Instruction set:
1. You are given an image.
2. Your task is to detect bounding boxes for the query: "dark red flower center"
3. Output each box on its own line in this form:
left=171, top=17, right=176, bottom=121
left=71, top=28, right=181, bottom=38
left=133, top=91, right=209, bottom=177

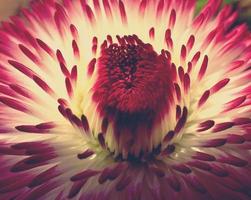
left=92, top=35, right=174, bottom=157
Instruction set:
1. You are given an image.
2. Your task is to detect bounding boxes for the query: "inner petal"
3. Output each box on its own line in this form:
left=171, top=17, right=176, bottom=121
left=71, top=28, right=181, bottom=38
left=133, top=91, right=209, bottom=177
left=91, top=35, right=175, bottom=158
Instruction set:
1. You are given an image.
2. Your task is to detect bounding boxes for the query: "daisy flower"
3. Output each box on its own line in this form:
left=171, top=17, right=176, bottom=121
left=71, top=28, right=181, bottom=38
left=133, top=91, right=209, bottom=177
left=0, top=0, right=251, bottom=199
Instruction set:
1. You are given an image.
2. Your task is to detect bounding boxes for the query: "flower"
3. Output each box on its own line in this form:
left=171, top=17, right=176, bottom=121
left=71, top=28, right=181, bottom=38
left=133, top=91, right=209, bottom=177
left=0, top=0, right=251, bottom=199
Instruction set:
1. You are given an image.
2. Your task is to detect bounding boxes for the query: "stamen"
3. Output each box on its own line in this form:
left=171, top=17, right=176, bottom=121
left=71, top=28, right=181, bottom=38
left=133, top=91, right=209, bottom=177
left=92, top=35, right=174, bottom=157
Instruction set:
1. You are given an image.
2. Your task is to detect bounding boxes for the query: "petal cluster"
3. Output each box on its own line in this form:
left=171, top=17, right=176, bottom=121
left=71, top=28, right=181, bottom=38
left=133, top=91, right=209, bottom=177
left=0, top=0, right=251, bottom=199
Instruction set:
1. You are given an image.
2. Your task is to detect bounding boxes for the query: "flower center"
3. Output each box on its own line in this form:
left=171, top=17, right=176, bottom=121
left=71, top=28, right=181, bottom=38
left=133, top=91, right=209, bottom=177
left=92, top=35, right=174, bottom=158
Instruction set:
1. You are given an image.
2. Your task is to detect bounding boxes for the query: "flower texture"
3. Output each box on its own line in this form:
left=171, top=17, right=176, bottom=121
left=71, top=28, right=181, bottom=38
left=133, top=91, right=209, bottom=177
left=0, top=0, right=251, bottom=199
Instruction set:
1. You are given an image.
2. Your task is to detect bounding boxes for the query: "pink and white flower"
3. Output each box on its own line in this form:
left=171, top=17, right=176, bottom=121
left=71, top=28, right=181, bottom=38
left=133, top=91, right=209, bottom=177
left=0, top=0, right=251, bottom=199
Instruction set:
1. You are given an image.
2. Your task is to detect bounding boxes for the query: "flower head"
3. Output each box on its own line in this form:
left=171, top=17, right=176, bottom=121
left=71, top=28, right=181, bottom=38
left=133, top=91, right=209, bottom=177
left=0, top=0, right=251, bottom=199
